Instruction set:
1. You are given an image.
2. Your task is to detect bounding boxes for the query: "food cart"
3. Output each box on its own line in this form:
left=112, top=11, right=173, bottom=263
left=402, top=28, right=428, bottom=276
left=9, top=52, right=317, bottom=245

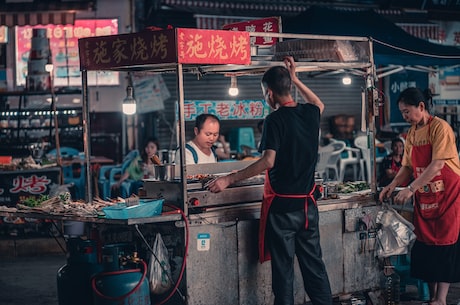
left=1, top=27, right=385, bottom=305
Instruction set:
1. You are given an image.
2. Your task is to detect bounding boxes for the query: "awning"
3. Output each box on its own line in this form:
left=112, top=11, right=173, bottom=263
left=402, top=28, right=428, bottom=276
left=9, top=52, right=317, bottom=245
left=0, top=11, right=75, bottom=26
left=195, top=14, right=256, bottom=29
left=283, top=6, right=460, bottom=67
left=163, top=0, right=306, bottom=13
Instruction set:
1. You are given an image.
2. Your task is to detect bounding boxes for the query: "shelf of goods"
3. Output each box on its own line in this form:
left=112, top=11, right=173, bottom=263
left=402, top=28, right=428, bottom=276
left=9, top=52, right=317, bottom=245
left=0, top=88, right=82, bottom=149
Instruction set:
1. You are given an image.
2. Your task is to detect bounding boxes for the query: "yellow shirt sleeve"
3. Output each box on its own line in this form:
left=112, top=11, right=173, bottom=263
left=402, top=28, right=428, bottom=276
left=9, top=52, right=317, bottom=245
left=402, top=117, right=460, bottom=176
left=431, top=118, right=460, bottom=176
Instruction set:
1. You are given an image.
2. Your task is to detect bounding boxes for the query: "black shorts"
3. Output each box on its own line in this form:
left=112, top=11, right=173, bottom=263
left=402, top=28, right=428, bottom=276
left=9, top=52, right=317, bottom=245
left=410, top=235, right=460, bottom=283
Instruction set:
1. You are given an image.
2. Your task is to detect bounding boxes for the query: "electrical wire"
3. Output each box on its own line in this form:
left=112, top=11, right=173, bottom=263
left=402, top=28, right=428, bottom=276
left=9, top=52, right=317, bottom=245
left=91, top=260, right=148, bottom=301
left=372, top=37, right=460, bottom=59
left=134, top=204, right=189, bottom=305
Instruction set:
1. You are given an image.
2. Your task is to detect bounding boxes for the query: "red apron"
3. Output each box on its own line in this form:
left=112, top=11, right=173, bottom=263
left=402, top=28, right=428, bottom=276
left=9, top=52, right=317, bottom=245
left=390, top=157, right=410, bottom=187
left=258, top=170, right=316, bottom=263
left=411, top=120, right=460, bottom=245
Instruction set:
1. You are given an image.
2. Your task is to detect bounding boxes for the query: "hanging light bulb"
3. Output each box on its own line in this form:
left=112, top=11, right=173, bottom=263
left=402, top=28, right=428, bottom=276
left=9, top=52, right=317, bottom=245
left=122, top=86, right=137, bottom=115
left=228, top=75, right=239, bottom=96
left=342, top=75, right=352, bottom=85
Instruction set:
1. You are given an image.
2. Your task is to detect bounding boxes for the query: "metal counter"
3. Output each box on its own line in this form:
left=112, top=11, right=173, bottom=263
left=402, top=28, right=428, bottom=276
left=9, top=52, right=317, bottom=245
left=0, top=191, right=382, bottom=305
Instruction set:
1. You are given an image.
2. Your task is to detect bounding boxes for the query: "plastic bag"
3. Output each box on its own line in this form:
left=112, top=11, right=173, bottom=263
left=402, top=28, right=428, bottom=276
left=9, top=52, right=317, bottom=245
left=148, top=232, right=172, bottom=294
left=375, top=205, right=416, bottom=258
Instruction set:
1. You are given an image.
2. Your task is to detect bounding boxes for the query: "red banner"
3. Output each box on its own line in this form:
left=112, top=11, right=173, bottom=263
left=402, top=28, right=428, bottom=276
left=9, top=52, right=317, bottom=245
left=222, top=17, right=281, bottom=46
left=177, top=28, right=250, bottom=64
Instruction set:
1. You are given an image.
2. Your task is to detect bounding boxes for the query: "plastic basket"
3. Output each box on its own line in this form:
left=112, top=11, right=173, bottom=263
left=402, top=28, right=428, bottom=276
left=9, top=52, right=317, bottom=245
left=102, top=199, right=164, bottom=219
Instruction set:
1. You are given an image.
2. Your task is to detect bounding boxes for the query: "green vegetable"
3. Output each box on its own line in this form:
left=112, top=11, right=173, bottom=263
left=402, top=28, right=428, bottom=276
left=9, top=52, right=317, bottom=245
left=337, top=181, right=369, bottom=193
left=21, top=194, right=50, bottom=207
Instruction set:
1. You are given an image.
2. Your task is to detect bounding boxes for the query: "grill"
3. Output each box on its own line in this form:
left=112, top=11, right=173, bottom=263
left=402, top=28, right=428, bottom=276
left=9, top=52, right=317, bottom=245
left=142, top=160, right=265, bottom=209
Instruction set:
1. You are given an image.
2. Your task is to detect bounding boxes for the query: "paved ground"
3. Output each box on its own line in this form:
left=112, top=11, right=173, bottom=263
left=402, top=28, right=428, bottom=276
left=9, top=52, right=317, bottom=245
left=399, top=284, right=460, bottom=305
left=0, top=254, right=459, bottom=305
left=0, top=254, right=66, bottom=305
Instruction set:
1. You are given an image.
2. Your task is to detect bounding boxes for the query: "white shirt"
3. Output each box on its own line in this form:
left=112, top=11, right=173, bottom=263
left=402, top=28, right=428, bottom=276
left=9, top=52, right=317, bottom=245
left=174, top=141, right=217, bottom=165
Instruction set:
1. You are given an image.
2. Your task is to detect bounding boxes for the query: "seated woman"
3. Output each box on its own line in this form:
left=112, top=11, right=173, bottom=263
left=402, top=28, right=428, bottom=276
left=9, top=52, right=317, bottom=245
left=378, top=137, right=411, bottom=187
left=112, top=137, right=160, bottom=197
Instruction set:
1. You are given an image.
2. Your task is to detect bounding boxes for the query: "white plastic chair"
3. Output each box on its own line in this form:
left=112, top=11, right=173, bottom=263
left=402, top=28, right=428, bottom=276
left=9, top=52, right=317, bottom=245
left=330, top=138, right=362, bottom=182
left=316, top=144, right=335, bottom=180
left=354, top=135, right=388, bottom=183
left=324, top=141, right=346, bottom=181
left=383, top=140, right=392, bottom=156
left=354, top=136, right=371, bottom=183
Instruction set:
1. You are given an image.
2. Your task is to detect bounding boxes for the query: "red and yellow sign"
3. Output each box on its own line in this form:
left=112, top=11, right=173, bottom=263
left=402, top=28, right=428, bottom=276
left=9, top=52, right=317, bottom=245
left=222, top=17, right=281, bottom=46
left=177, top=28, right=250, bottom=64
left=79, top=28, right=251, bottom=70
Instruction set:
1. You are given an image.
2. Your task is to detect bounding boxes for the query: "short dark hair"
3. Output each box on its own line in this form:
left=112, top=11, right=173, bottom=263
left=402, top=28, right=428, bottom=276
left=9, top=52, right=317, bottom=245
left=144, top=137, right=160, bottom=150
left=391, top=137, right=404, bottom=148
left=397, top=87, right=431, bottom=111
left=195, top=113, right=220, bottom=131
left=261, top=66, right=291, bottom=96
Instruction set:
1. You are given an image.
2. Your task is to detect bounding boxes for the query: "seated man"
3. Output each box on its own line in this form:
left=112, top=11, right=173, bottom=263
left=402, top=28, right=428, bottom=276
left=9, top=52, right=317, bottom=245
left=175, top=113, right=230, bottom=164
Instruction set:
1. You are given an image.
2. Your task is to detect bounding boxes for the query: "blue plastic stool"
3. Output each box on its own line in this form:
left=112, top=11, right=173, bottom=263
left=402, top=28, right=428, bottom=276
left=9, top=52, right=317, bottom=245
left=390, top=254, right=430, bottom=301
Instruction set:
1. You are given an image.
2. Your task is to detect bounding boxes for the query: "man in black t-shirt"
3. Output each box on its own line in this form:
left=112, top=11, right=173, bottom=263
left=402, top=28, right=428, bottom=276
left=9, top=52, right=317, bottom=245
left=207, top=56, right=332, bottom=305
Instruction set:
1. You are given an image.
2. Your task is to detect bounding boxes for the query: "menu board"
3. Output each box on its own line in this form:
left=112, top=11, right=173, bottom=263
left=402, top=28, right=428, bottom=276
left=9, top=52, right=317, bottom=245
left=15, top=19, right=119, bottom=88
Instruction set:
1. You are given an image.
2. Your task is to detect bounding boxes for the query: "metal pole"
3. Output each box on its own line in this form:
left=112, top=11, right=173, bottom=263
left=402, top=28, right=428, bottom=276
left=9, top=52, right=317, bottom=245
left=81, top=70, right=92, bottom=203
left=367, top=38, right=378, bottom=194
left=176, top=63, right=187, bottom=216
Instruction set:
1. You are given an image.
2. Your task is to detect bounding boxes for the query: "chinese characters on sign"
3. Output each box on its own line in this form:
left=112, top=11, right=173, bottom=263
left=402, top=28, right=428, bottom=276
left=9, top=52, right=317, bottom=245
left=10, top=175, right=52, bottom=194
left=0, top=169, right=59, bottom=207
left=222, top=17, right=281, bottom=46
left=177, top=28, right=250, bottom=64
left=16, top=19, right=119, bottom=87
left=79, top=28, right=251, bottom=70
left=79, top=29, right=176, bottom=70
left=180, top=100, right=269, bottom=121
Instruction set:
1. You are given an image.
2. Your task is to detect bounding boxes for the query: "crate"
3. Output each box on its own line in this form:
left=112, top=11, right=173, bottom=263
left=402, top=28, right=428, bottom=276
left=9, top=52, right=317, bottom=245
left=102, top=199, right=164, bottom=219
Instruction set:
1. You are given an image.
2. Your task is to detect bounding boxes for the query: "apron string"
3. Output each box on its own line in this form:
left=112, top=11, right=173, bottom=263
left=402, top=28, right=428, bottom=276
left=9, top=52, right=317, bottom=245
left=275, top=184, right=317, bottom=229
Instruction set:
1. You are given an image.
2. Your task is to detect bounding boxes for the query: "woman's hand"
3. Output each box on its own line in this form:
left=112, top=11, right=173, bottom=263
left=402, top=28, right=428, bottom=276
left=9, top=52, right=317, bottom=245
left=378, top=184, right=396, bottom=202
left=393, top=188, right=414, bottom=204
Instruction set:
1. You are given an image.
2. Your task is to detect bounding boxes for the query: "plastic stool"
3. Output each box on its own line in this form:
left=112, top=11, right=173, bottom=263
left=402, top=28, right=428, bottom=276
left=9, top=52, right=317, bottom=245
left=390, top=255, right=430, bottom=301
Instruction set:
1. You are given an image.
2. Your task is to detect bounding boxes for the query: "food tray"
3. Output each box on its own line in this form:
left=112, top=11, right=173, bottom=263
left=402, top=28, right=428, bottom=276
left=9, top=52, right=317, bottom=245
left=102, top=199, right=164, bottom=219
